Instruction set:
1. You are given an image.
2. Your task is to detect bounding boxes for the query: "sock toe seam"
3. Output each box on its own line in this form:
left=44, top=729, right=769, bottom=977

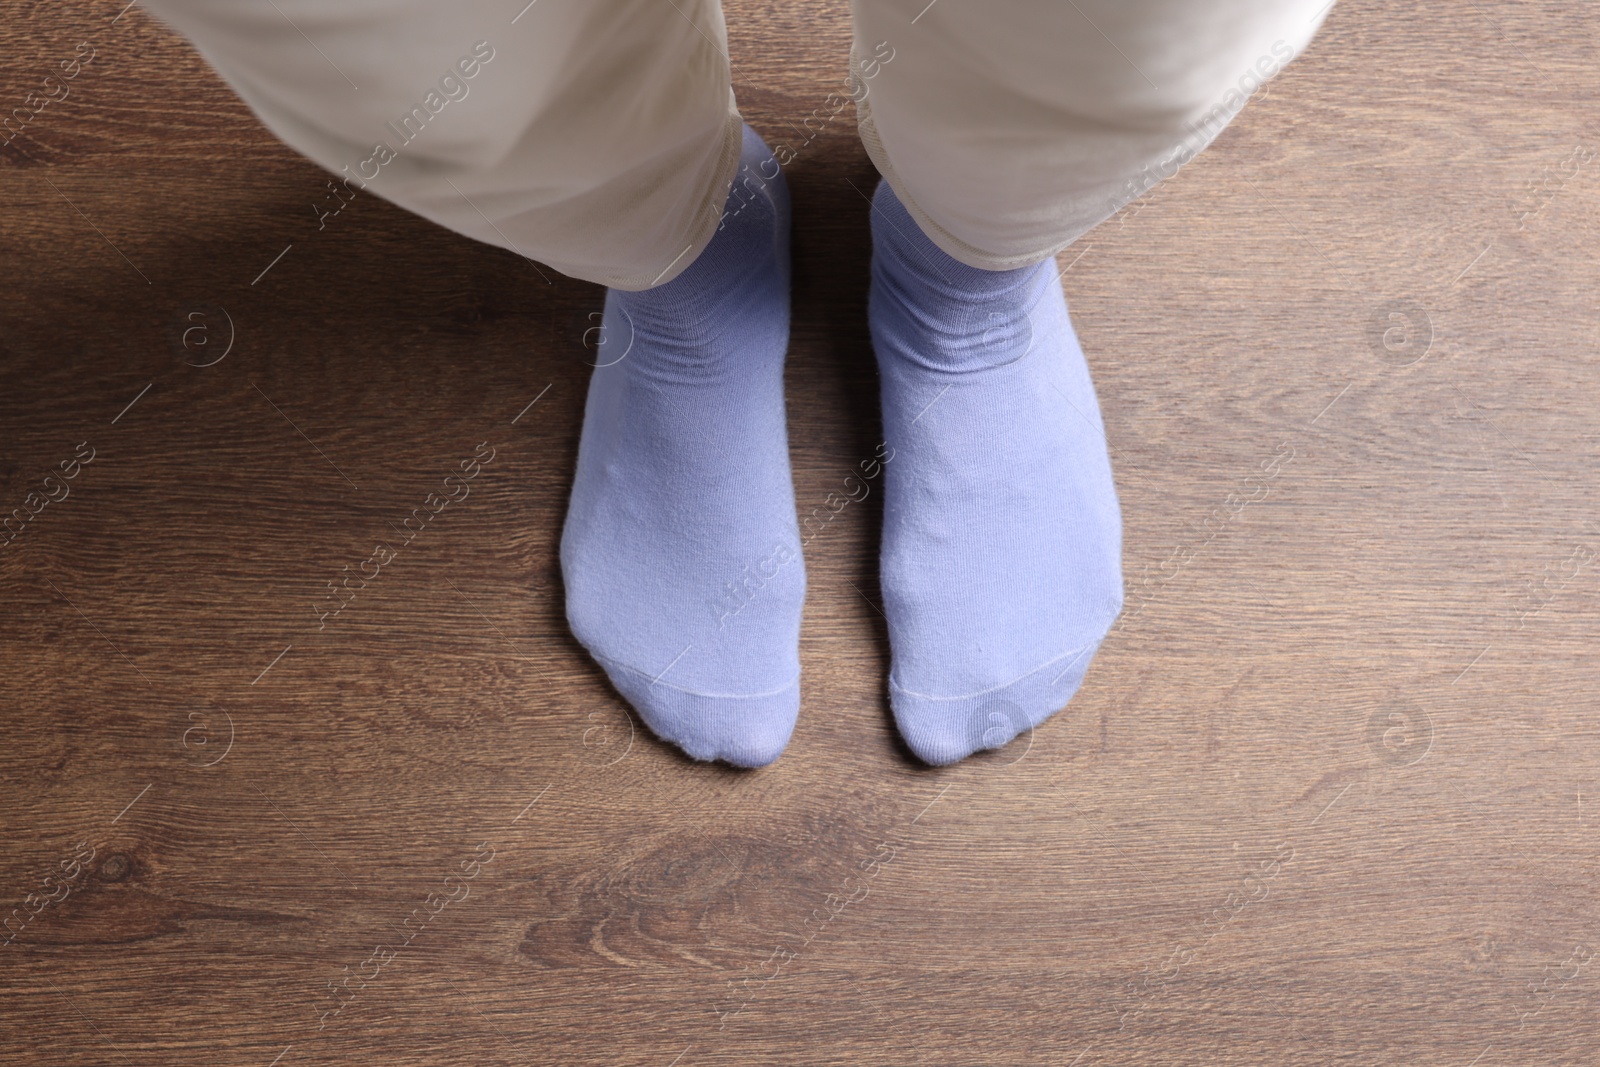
left=595, top=652, right=800, bottom=701
left=887, top=634, right=1107, bottom=703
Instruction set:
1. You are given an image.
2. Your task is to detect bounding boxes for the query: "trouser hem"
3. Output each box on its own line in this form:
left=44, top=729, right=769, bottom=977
left=589, top=97, right=747, bottom=292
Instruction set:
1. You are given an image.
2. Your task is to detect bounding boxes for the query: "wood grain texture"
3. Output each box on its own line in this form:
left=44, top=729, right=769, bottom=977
left=2, top=1, right=1598, bottom=1064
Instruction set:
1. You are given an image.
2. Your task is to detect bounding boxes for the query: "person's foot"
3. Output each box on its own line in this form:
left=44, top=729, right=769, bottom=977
left=867, top=180, right=1123, bottom=765
left=560, top=125, right=804, bottom=768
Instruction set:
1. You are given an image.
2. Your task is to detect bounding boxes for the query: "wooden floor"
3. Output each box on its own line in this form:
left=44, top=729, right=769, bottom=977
left=3, top=1, right=1598, bottom=1064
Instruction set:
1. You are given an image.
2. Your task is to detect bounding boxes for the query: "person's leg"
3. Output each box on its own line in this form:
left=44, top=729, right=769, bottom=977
left=561, top=131, right=804, bottom=768
left=141, top=0, right=744, bottom=288
left=851, top=0, right=1334, bottom=764
left=144, top=0, right=805, bottom=766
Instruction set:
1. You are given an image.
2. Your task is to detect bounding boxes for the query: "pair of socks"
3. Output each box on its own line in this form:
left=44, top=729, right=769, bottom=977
left=560, top=126, right=1122, bottom=767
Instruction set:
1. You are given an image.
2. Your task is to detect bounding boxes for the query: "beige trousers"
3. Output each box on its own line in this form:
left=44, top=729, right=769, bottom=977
left=143, top=0, right=1334, bottom=288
